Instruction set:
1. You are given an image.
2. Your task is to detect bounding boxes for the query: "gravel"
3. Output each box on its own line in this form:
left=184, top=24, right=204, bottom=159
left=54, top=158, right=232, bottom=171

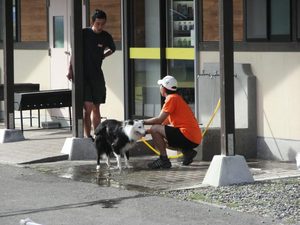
left=156, top=177, right=300, bottom=224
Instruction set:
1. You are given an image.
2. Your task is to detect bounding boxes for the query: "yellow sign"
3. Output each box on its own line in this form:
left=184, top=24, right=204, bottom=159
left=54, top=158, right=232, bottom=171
left=130, top=48, right=160, bottom=59
left=129, top=47, right=194, bottom=60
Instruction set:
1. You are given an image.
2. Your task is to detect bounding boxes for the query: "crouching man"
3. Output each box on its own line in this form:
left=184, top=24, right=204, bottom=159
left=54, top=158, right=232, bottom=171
left=143, top=75, right=202, bottom=169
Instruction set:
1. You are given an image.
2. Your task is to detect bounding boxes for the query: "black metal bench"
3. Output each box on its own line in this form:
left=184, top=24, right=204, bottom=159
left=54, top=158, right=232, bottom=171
left=0, top=83, right=40, bottom=101
left=14, top=89, right=72, bottom=131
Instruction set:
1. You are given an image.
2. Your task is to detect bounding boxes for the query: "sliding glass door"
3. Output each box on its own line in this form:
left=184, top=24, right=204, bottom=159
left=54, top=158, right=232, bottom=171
left=166, top=0, right=195, bottom=112
left=124, top=0, right=195, bottom=118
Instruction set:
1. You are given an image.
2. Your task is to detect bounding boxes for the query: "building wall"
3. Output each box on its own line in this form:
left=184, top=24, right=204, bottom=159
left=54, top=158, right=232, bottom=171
left=2, top=0, right=299, bottom=160
left=203, top=0, right=243, bottom=41
left=0, top=49, right=125, bottom=123
left=1, top=50, right=299, bottom=160
left=20, top=0, right=47, bottom=42
left=101, top=50, right=125, bottom=120
left=89, top=0, right=121, bottom=42
left=200, top=51, right=300, bottom=160
left=0, top=50, right=50, bottom=86
left=0, top=49, right=50, bottom=124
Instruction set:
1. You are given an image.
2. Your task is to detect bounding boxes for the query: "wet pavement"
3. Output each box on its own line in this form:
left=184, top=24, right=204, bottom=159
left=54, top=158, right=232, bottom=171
left=25, top=157, right=300, bottom=192
left=0, top=126, right=299, bottom=192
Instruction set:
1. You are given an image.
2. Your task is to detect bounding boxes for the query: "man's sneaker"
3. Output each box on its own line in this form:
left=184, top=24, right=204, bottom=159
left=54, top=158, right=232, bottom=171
left=88, top=135, right=95, bottom=142
left=182, top=149, right=197, bottom=165
left=148, top=156, right=172, bottom=169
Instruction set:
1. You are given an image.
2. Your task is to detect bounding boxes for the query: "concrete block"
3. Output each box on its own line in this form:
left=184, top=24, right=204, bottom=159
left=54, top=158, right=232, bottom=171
left=0, top=129, right=25, bottom=143
left=202, top=155, right=254, bottom=187
left=61, top=137, right=97, bottom=160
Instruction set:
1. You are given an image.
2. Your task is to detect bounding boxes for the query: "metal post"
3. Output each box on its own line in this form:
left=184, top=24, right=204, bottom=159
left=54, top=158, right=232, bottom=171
left=122, top=0, right=131, bottom=119
left=219, top=0, right=235, bottom=156
left=194, top=0, right=201, bottom=120
left=3, top=0, right=15, bottom=129
left=160, top=0, right=167, bottom=77
left=71, top=0, right=83, bottom=137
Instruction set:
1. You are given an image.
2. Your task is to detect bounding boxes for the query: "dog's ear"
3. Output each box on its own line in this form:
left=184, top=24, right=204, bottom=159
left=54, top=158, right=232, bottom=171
left=136, top=119, right=144, bottom=126
left=124, top=120, right=134, bottom=126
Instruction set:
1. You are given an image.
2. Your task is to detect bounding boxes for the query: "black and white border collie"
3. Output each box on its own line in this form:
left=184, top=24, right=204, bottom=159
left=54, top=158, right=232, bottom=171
left=94, top=119, right=146, bottom=170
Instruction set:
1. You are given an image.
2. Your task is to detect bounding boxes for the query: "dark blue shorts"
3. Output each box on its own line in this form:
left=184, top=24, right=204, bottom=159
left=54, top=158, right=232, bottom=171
left=165, top=126, right=198, bottom=150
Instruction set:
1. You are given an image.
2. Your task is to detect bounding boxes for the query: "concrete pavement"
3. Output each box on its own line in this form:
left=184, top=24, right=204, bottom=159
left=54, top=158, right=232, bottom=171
left=0, top=127, right=299, bottom=224
left=0, top=127, right=298, bottom=190
left=0, top=164, right=285, bottom=225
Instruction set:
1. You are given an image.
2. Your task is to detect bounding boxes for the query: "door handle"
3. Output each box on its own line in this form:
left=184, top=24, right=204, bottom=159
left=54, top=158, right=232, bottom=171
left=64, top=51, right=71, bottom=55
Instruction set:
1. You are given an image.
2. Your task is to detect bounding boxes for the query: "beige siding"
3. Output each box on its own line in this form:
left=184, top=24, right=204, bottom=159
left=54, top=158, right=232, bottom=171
left=199, top=51, right=300, bottom=140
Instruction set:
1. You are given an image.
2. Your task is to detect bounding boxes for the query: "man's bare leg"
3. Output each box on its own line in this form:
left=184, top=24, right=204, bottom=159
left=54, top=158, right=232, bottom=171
left=148, top=124, right=167, bottom=156
left=91, top=103, right=101, bottom=133
left=84, top=101, right=94, bottom=137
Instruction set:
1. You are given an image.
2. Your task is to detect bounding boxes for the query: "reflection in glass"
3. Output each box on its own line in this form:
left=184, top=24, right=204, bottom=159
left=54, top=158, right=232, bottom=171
left=53, top=16, right=64, bottom=48
left=167, top=0, right=194, bottom=47
left=13, top=0, right=16, bottom=40
left=298, top=0, right=300, bottom=39
left=168, top=59, right=195, bottom=112
left=246, top=0, right=267, bottom=39
left=132, top=0, right=160, bottom=47
left=270, top=0, right=290, bottom=37
left=0, top=0, right=2, bottom=41
left=0, top=0, right=17, bottom=41
left=134, top=59, right=161, bottom=117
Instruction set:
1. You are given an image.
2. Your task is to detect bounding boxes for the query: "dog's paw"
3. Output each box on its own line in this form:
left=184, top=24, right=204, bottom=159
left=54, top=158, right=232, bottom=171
left=96, top=165, right=100, bottom=171
left=113, top=166, right=122, bottom=171
left=125, top=164, right=133, bottom=169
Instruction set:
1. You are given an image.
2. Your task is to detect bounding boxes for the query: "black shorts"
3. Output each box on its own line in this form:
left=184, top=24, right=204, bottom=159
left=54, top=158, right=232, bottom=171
left=165, top=126, right=199, bottom=150
left=84, top=82, right=106, bottom=104
left=84, top=78, right=106, bottom=104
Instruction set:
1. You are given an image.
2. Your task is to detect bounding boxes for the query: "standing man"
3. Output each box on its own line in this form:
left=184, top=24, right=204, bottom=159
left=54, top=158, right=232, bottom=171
left=143, top=75, right=202, bottom=169
left=67, top=9, right=116, bottom=139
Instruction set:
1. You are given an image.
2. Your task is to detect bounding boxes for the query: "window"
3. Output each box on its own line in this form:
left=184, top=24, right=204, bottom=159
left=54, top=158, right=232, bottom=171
left=0, top=0, right=3, bottom=41
left=246, top=0, right=291, bottom=41
left=0, top=0, right=17, bottom=42
left=246, top=0, right=267, bottom=40
left=297, top=0, right=300, bottom=39
left=53, top=16, right=64, bottom=48
left=0, top=0, right=47, bottom=43
left=270, top=0, right=290, bottom=40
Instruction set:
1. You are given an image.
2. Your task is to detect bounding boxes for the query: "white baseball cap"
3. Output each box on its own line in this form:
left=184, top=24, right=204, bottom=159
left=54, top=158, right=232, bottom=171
left=157, top=75, right=177, bottom=91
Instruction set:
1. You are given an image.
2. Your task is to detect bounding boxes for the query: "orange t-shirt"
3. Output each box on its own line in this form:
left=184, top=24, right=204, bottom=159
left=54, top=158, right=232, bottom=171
left=162, top=94, right=202, bottom=144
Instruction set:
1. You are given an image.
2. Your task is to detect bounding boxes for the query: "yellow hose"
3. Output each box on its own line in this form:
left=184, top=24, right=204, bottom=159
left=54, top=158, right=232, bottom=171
left=141, top=98, right=221, bottom=159
left=141, top=137, right=183, bottom=159
left=202, top=98, right=221, bottom=137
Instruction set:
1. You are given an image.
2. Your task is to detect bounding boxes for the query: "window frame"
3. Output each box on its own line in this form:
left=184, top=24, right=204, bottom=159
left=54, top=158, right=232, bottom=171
left=296, top=0, right=300, bottom=40
left=245, top=0, right=292, bottom=42
left=0, top=0, right=18, bottom=42
left=0, top=0, right=49, bottom=50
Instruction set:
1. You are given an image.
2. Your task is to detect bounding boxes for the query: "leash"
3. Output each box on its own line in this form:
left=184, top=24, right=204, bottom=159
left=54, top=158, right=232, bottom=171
left=141, top=98, right=221, bottom=159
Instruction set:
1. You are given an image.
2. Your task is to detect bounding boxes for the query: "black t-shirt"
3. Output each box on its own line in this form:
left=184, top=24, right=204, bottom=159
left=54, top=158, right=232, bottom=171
left=82, top=28, right=116, bottom=81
